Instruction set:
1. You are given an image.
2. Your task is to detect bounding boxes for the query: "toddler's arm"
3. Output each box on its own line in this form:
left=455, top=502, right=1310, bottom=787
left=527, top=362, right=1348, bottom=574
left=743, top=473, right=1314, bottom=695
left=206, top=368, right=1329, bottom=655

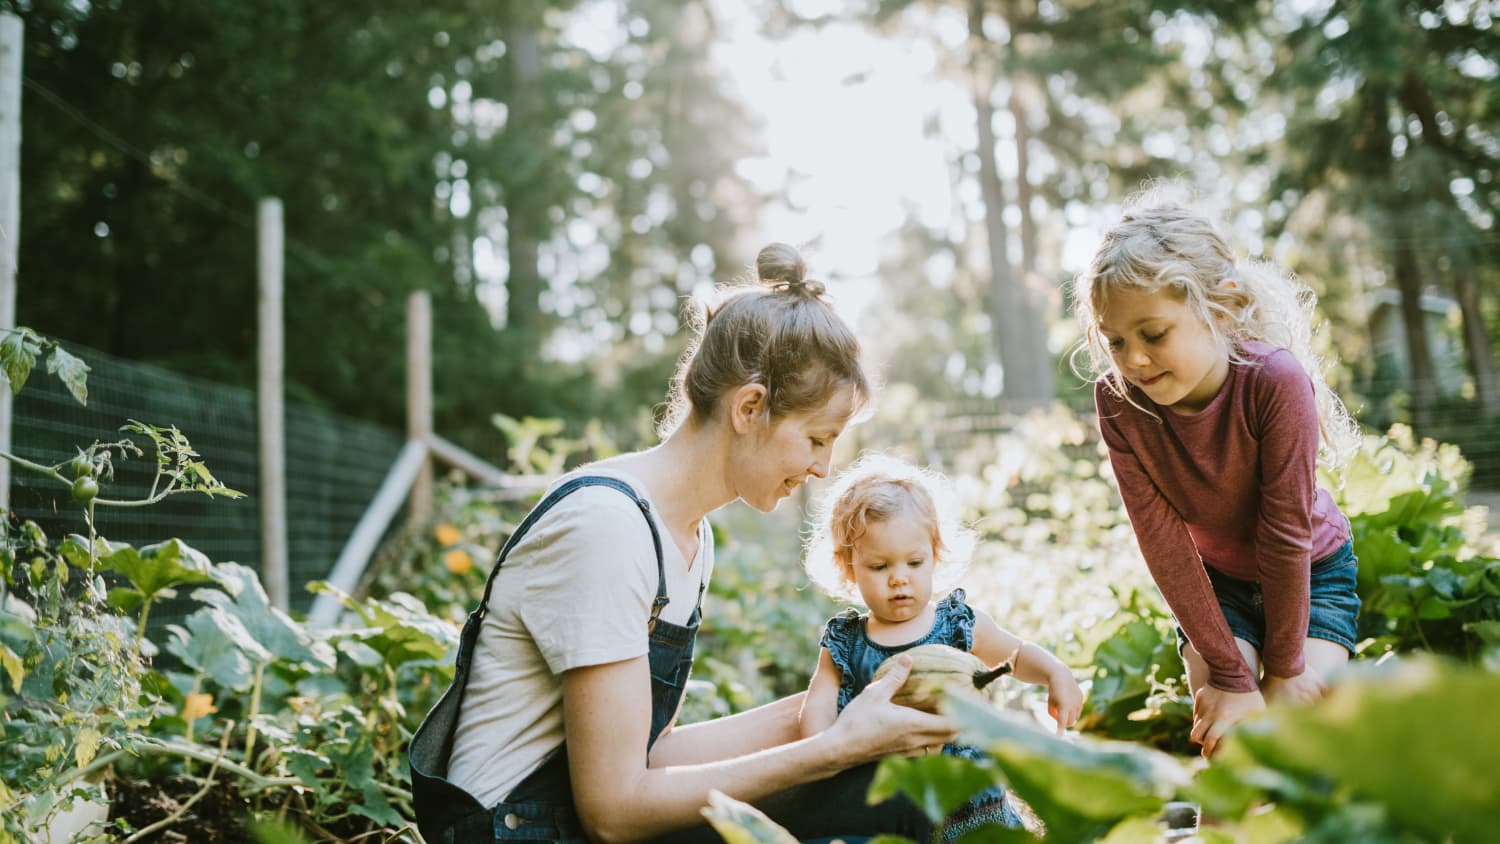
left=798, top=646, right=842, bottom=738
left=971, top=609, right=1085, bottom=732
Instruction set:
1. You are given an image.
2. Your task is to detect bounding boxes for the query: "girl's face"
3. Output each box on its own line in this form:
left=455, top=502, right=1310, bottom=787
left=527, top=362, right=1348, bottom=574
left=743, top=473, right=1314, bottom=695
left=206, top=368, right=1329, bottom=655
left=848, top=507, right=936, bottom=625
left=1097, top=287, right=1231, bottom=413
left=735, top=385, right=855, bottom=513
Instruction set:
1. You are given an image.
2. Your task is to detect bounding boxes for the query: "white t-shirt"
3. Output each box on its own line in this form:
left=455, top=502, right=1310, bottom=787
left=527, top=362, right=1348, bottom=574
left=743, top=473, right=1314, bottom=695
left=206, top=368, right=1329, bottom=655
left=446, top=467, right=714, bottom=808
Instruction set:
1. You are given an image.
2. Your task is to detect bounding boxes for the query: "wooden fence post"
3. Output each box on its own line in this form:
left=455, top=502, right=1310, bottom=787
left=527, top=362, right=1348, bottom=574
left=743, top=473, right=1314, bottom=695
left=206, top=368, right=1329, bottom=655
left=0, top=13, right=23, bottom=511
left=258, top=198, right=288, bottom=610
left=407, top=290, right=433, bottom=526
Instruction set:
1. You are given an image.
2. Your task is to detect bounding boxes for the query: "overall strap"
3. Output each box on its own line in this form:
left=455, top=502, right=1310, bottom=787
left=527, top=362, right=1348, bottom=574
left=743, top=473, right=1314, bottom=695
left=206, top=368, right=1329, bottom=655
left=464, top=476, right=669, bottom=672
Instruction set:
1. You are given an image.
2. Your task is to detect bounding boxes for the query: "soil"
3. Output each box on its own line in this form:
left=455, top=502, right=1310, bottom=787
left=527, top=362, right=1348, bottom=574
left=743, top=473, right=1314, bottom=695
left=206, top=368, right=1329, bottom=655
left=109, top=776, right=255, bottom=843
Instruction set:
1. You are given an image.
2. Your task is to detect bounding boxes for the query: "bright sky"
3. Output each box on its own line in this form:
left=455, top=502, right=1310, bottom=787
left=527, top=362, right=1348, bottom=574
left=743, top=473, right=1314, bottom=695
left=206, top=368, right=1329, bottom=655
left=555, top=0, right=1106, bottom=334
left=711, top=3, right=965, bottom=326
left=708, top=0, right=1126, bottom=331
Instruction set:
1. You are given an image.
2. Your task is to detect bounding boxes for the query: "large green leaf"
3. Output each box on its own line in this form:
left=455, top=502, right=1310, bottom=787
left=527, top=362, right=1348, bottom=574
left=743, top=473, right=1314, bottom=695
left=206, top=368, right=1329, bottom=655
left=59, top=534, right=126, bottom=570
left=248, top=818, right=313, bottom=844
left=68, top=536, right=220, bottom=602
left=0, top=329, right=38, bottom=395
left=944, top=694, right=1187, bottom=842
left=1084, top=619, right=1162, bottom=707
left=310, top=584, right=455, bottom=668
left=868, top=753, right=1004, bottom=822
left=699, top=789, right=800, bottom=844
left=45, top=345, right=90, bottom=405
left=164, top=608, right=265, bottom=691
left=0, top=642, right=24, bottom=693
left=189, top=562, right=334, bottom=672
left=1223, top=656, right=1500, bottom=844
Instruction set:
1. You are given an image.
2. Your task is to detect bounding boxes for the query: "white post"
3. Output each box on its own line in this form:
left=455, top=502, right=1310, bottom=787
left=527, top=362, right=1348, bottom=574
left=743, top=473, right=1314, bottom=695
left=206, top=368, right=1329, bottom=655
left=407, top=290, right=433, bottom=525
left=258, top=198, right=288, bottom=609
left=0, top=14, right=24, bottom=511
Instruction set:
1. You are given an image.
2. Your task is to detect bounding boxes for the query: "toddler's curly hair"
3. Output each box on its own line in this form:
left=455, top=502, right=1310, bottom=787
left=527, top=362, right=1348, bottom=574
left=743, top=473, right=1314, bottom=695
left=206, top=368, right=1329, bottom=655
left=804, top=453, right=975, bottom=604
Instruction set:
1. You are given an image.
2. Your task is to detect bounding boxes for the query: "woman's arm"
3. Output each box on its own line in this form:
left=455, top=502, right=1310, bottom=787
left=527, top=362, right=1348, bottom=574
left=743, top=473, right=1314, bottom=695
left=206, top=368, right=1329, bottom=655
left=647, top=692, right=806, bottom=768
left=564, top=654, right=956, bottom=843
left=798, top=647, right=842, bottom=738
left=650, top=645, right=840, bottom=767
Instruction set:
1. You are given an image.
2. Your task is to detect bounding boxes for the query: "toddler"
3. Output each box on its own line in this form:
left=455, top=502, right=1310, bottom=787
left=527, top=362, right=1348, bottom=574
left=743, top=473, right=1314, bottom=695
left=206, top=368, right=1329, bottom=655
left=799, top=454, right=1085, bottom=839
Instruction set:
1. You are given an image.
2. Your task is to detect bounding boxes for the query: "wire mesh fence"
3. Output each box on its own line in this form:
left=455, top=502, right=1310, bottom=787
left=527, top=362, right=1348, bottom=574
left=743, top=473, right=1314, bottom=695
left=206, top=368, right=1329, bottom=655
left=12, top=334, right=1500, bottom=635
left=5, top=340, right=404, bottom=622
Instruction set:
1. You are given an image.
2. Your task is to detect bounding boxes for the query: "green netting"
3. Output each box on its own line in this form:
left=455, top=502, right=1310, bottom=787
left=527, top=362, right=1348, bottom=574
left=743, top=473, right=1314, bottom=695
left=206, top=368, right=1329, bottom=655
left=6, top=342, right=403, bottom=619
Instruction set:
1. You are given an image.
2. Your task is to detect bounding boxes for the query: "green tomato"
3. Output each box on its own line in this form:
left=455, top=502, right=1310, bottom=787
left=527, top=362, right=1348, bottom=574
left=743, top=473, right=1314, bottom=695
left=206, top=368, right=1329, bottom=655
left=70, top=454, right=93, bottom=479
left=70, top=476, right=99, bottom=503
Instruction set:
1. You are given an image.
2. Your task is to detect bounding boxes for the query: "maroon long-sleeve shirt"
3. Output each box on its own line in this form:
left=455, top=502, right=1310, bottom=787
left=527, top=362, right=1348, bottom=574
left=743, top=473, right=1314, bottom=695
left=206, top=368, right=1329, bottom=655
left=1095, top=341, right=1349, bottom=692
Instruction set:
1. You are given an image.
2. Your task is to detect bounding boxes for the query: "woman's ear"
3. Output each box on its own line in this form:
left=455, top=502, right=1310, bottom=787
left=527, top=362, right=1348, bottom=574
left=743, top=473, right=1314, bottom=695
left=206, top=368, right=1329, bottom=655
left=728, top=383, right=768, bottom=434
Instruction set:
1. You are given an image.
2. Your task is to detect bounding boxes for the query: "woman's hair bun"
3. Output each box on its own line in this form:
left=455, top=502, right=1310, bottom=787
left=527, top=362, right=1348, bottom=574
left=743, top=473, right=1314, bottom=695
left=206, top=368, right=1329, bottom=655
left=755, top=242, right=825, bottom=296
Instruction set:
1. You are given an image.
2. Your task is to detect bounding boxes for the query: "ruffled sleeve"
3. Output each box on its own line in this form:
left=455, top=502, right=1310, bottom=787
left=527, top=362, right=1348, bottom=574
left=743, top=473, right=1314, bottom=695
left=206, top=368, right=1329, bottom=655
left=820, top=608, right=865, bottom=710
left=936, top=588, right=976, bottom=651
left=820, top=608, right=863, bottom=673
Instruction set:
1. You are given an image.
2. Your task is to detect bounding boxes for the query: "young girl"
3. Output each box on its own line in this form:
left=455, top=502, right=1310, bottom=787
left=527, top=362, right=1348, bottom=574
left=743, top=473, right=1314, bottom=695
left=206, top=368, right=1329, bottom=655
left=799, top=453, right=1085, bottom=838
left=1071, top=196, right=1362, bottom=759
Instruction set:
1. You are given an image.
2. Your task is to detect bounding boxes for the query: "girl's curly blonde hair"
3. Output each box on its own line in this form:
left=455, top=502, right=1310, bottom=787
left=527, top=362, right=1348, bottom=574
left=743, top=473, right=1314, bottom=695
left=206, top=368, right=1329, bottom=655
left=803, top=453, right=975, bottom=604
left=1069, top=187, right=1359, bottom=467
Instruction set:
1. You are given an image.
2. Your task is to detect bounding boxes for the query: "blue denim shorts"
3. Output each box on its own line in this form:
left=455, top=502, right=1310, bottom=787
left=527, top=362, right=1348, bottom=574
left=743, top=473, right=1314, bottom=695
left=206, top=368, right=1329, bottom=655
left=1176, top=540, right=1362, bottom=658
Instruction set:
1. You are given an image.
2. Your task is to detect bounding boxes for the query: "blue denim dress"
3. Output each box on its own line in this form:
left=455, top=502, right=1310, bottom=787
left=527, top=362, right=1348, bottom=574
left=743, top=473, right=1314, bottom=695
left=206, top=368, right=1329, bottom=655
left=410, top=476, right=702, bottom=843
left=822, top=589, right=1023, bottom=839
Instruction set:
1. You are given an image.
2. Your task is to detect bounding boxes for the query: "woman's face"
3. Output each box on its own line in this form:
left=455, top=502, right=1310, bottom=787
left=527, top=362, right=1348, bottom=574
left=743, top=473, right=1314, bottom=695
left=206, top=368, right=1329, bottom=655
left=735, top=385, right=857, bottom=512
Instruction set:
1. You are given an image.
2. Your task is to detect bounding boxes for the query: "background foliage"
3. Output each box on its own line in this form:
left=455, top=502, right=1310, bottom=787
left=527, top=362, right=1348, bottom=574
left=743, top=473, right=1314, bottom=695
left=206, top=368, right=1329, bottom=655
left=6, top=0, right=1499, bottom=465
left=4, top=0, right=1500, bottom=841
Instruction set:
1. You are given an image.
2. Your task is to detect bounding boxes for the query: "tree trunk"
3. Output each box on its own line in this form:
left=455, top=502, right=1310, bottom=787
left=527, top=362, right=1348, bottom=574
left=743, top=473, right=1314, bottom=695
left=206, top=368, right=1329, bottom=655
left=968, top=0, right=1048, bottom=404
left=1008, top=72, right=1053, bottom=404
left=503, top=24, right=544, bottom=342
left=1392, top=241, right=1437, bottom=433
left=1398, top=69, right=1498, bottom=416
left=1454, top=267, right=1499, bottom=416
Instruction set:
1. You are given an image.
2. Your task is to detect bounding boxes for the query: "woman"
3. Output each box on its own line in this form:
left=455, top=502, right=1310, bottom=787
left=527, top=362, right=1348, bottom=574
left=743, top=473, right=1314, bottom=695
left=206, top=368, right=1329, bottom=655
left=411, top=243, right=956, bottom=843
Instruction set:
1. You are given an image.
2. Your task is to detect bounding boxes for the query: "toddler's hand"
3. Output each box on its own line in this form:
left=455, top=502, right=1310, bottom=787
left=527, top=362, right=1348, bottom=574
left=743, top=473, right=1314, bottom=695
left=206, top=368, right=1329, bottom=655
left=1190, top=686, right=1265, bottom=759
left=834, top=655, right=958, bottom=762
left=1046, top=669, right=1085, bottom=733
left=1261, top=669, right=1325, bottom=706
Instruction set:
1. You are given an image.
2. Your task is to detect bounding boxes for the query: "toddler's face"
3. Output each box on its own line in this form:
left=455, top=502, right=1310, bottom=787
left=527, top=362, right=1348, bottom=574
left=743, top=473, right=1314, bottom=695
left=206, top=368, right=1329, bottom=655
left=848, top=508, right=935, bottom=625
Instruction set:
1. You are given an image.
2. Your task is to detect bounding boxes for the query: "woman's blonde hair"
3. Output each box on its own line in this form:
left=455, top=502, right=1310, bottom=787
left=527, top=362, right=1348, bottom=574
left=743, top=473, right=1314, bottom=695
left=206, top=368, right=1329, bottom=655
left=658, top=243, right=871, bottom=437
left=1069, top=189, right=1358, bottom=466
left=804, top=453, right=975, bottom=604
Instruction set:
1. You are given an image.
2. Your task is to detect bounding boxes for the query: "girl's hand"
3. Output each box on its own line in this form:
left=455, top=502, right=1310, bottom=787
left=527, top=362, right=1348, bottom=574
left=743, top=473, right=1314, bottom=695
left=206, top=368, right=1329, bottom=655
left=1190, top=686, right=1265, bottom=758
left=829, top=655, right=959, bottom=762
left=1045, top=669, right=1085, bottom=733
left=1261, top=669, right=1325, bottom=706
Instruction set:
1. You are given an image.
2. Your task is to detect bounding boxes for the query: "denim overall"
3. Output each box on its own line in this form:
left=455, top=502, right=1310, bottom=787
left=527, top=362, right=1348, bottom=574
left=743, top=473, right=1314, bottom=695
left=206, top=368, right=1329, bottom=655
left=820, top=589, right=1023, bottom=839
left=410, top=476, right=703, bottom=843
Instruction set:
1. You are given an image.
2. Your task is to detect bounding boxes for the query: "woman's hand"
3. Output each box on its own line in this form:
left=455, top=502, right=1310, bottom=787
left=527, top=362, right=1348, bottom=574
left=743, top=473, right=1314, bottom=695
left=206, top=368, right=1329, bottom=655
left=827, top=655, right=959, bottom=762
left=1045, top=668, right=1085, bottom=733
left=1261, top=668, right=1325, bottom=706
left=1190, top=686, right=1265, bottom=758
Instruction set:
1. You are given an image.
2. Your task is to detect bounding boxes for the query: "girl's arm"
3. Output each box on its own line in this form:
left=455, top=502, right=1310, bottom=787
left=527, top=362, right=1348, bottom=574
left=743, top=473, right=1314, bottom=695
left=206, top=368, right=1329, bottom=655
left=563, top=653, right=957, bottom=843
left=1251, top=352, right=1323, bottom=681
left=970, top=609, right=1084, bottom=731
left=798, top=647, right=842, bottom=738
